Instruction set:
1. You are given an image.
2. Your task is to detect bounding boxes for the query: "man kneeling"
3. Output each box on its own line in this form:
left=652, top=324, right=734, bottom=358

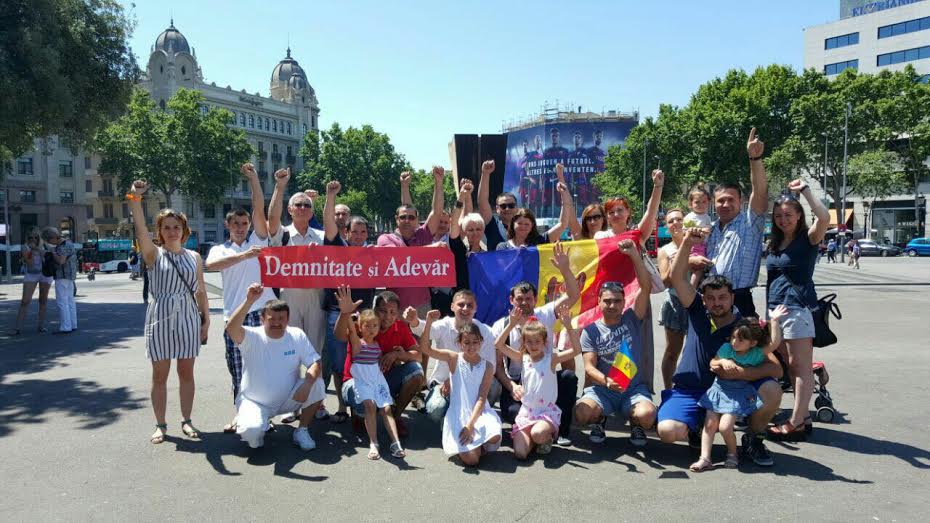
left=226, top=283, right=325, bottom=450
left=574, top=240, right=656, bottom=447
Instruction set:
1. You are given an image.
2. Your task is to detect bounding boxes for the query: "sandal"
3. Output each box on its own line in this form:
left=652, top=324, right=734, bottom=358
left=724, top=453, right=739, bottom=469
left=390, top=441, right=406, bottom=458
left=181, top=419, right=201, bottom=439
left=766, top=420, right=808, bottom=441
left=689, top=457, right=714, bottom=472
left=367, top=443, right=381, bottom=460
left=151, top=423, right=167, bottom=444
left=331, top=411, right=349, bottom=424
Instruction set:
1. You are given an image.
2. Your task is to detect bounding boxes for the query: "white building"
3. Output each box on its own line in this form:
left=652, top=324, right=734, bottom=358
left=803, top=0, right=929, bottom=244
left=2, top=20, right=320, bottom=252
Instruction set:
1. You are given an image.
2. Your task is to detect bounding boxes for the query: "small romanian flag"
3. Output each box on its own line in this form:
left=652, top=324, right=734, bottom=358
left=607, top=339, right=638, bottom=391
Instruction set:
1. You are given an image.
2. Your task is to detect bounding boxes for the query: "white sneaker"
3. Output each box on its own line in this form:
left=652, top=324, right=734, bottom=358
left=292, top=428, right=316, bottom=451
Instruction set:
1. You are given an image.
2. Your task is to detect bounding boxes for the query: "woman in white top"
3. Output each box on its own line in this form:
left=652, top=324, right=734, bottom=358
left=656, top=208, right=689, bottom=390
left=12, top=227, right=53, bottom=335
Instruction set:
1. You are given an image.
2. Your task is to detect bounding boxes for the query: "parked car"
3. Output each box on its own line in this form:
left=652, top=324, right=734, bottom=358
left=856, top=239, right=902, bottom=257
left=904, top=238, right=930, bottom=257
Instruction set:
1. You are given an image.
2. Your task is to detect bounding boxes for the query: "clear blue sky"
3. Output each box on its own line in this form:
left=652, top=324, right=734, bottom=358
left=122, top=0, right=837, bottom=170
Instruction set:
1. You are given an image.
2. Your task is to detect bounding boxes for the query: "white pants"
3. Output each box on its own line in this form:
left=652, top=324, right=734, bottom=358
left=281, top=289, right=327, bottom=377
left=54, top=279, right=77, bottom=332
left=236, top=378, right=326, bottom=448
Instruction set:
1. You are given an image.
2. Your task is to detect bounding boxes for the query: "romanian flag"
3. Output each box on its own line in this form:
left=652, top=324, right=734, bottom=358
left=468, top=230, right=643, bottom=329
left=607, top=339, right=638, bottom=391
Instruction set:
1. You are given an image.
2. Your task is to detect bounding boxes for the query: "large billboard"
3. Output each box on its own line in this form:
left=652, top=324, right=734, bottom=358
left=503, top=120, right=636, bottom=218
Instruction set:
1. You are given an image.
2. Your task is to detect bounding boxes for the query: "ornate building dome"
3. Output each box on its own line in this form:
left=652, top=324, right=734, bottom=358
left=271, top=48, right=307, bottom=85
left=154, top=20, right=191, bottom=55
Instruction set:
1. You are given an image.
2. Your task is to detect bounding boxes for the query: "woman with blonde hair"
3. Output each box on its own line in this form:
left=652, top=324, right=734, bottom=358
left=128, top=180, right=210, bottom=444
left=11, top=227, right=53, bottom=335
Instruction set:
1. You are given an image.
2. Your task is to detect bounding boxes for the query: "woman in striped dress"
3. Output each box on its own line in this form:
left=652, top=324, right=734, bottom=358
left=128, top=181, right=210, bottom=444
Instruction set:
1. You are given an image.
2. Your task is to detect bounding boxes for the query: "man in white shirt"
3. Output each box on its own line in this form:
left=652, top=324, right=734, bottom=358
left=267, top=170, right=332, bottom=420
left=206, top=163, right=280, bottom=431
left=406, top=289, right=501, bottom=423
left=226, top=283, right=325, bottom=450
left=492, top=242, right=580, bottom=446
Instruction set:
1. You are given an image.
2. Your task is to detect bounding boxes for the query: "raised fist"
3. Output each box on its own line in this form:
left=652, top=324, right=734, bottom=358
left=652, top=169, right=664, bottom=187
left=618, top=239, right=638, bottom=257
left=426, top=309, right=442, bottom=322
left=326, top=180, right=342, bottom=195
left=432, top=166, right=445, bottom=181
left=246, top=282, right=264, bottom=300
left=241, top=163, right=258, bottom=178
left=274, top=167, right=290, bottom=184
left=304, top=189, right=319, bottom=200
left=400, top=171, right=412, bottom=186
left=130, top=180, right=149, bottom=196
left=481, top=159, right=495, bottom=176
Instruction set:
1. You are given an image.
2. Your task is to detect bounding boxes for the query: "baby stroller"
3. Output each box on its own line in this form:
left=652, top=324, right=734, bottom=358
left=776, top=356, right=838, bottom=424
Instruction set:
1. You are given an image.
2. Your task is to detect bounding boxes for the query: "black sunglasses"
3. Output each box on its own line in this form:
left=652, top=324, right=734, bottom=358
left=497, top=203, right=516, bottom=210
left=600, top=281, right=624, bottom=291
left=397, top=214, right=418, bottom=221
left=292, top=202, right=313, bottom=209
left=585, top=214, right=604, bottom=222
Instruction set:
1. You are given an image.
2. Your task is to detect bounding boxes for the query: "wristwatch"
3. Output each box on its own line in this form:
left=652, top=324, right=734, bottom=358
left=455, top=200, right=464, bottom=209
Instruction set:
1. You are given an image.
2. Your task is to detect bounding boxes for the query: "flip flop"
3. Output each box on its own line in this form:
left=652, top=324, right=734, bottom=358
left=151, top=423, right=167, bottom=444
left=689, top=457, right=714, bottom=472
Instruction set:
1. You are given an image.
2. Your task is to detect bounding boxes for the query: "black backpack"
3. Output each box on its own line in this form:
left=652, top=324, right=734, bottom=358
left=42, top=252, right=57, bottom=278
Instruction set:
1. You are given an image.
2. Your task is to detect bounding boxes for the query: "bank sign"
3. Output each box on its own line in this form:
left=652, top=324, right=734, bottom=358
left=842, top=0, right=925, bottom=18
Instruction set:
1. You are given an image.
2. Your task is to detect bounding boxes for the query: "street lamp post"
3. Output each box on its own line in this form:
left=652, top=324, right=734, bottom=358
left=2, top=186, right=10, bottom=283
left=822, top=134, right=829, bottom=201
left=840, top=103, right=851, bottom=262
left=642, top=139, right=648, bottom=213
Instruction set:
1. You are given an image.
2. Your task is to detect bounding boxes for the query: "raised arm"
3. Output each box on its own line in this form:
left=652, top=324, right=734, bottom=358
left=449, top=181, right=468, bottom=241
left=127, top=181, right=157, bottom=266
left=790, top=179, right=829, bottom=245
left=494, top=309, right=524, bottom=362
left=547, top=181, right=573, bottom=242
left=204, top=243, right=262, bottom=271
left=747, top=127, right=769, bottom=216
left=636, top=169, right=664, bottom=244
left=671, top=229, right=703, bottom=308
left=242, top=163, right=269, bottom=239
left=477, top=159, right=495, bottom=225
left=552, top=305, right=581, bottom=367
left=418, top=310, right=457, bottom=363
left=323, top=180, right=341, bottom=242
left=225, top=283, right=263, bottom=345
left=267, top=167, right=290, bottom=237
left=461, top=178, right=474, bottom=215
left=618, top=239, right=652, bottom=320
left=425, top=166, right=445, bottom=235
left=333, top=285, right=363, bottom=344
left=764, top=305, right=787, bottom=355
left=549, top=241, right=580, bottom=310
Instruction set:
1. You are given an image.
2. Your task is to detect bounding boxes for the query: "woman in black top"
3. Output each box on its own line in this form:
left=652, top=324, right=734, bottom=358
left=449, top=180, right=485, bottom=291
left=765, top=179, right=828, bottom=441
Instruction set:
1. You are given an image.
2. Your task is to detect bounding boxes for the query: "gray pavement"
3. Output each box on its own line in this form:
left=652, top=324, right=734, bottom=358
left=1, top=261, right=929, bottom=522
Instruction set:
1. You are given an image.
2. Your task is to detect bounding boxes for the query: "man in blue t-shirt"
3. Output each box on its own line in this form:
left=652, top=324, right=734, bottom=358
left=477, top=159, right=518, bottom=252
left=656, top=228, right=783, bottom=466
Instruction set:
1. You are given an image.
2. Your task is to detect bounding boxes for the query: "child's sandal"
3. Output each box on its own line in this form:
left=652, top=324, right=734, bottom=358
left=390, top=441, right=406, bottom=458
left=724, top=453, right=739, bottom=469
left=689, top=457, right=714, bottom=472
left=367, top=443, right=381, bottom=460
left=181, top=419, right=201, bottom=439
left=151, top=423, right=167, bottom=444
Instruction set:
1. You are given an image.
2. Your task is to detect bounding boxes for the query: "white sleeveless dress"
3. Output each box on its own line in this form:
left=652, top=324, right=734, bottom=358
left=442, top=354, right=502, bottom=456
left=512, top=353, right=561, bottom=435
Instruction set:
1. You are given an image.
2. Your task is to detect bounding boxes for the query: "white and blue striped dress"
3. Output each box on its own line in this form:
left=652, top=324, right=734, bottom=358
left=144, top=247, right=201, bottom=361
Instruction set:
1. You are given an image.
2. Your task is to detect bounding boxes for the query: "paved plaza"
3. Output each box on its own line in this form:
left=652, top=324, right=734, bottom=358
left=0, top=258, right=928, bottom=521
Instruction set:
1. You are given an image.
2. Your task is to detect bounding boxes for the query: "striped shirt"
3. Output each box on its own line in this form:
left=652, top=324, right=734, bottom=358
left=706, top=208, right=766, bottom=290
left=354, top=342, right=382, bottom=365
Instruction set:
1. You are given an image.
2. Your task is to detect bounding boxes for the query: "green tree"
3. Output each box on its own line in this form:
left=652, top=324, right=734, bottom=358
left=408, top=168, right=456, bottom=216
left=0, top=0, right=140, bottom=165
left=298, top=123, right=408, bottom=224
left=848, top=150, right=909, bottom=201
left=96, top=88, right=253, bottom=207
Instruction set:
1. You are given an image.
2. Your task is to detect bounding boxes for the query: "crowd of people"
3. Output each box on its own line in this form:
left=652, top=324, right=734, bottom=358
left=130, top=127, right=830, bottom=470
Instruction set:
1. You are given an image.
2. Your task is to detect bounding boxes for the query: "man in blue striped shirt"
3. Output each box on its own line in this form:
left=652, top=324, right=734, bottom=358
left=705, top=128, right=769, bottom=319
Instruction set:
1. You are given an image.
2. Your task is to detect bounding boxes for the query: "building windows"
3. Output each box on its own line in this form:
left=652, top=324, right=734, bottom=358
left=59, top=160, right=73, bottom=177
left=265, top=118, right=270, bottom=130
left=103, top=203, right=113, bottom=218
left=303, top=123, right=308, bottom=134
left=312, top=115, right=316, bottom=128
left=85, top=180, right=92, bottom=192
left=102, top=178, right=113, bottom=194
left=272, top=143, right=279, bottom=154
left=203, top=204, right=216, bottom=219
left=60, top=192, right=74, bottom=204
left=878, top=16, right=930, bottom=39
left=19, top=190, right=36, bottom=203
left=287, top=122, right=292, bottom=135
left=824, top=59, right=859, bottom=75
left=84, top=156, right=92, bottom=169
left=249, top=114, right=255, bottom=128
left=877, top=45, right=930, bottom=66
left=239, top=113, right=246, bottom=126
left=205, top=230, right=217, bottom=243
left=825, top=32, right=859, bottom=49
left=17, top=158, right=33, bottom=175
left=273, top=119, right=278, bottom=132
left=122, top=203, right=130, bottom=217
left=86, top=206, right=94, bottom=219
left=181, top=65, right=186, bottom=76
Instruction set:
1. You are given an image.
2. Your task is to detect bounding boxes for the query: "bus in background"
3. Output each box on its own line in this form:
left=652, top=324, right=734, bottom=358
left=82, top=238, right=133, bottom=273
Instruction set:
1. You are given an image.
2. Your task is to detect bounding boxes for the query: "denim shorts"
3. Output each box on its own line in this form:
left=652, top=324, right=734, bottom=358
left=778, top=306, right=815, bottom=340
left=581, top=383, right=653, bottom=418
left=658, top=379, right=777, bottom=431
left=384, top=361, right=424, bottom=396
left=659, top=294, right=689, bottom=333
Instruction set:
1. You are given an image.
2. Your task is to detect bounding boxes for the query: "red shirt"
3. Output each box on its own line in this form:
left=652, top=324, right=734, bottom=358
left=343, top=320, right=418, bottom=381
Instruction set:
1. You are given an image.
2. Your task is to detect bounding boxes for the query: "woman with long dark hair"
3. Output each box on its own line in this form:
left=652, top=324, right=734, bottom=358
left=569, top=203, right=607, bottom=240
left=764, top=179, right=828, bottom=441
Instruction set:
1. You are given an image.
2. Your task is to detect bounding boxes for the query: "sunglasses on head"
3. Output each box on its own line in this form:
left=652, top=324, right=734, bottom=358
left=585, top=214, right=604, bottom=222
left=397, top=214, right=417, bottom=221
left=292, top=202, right=312, bottom=209
left=600, top=281, right=624, bottom=292
left=776, top=190, right=799, bottom=203
left=497, top=202, right=516, bottom=210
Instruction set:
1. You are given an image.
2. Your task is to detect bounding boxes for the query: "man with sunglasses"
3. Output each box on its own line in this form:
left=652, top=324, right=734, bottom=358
left=376, top=167, right=446, bottom=316
left=574, top=240, right=655, bottom=447
left=704, top=127, right=769, bottom=318
left=656, top=228, right=783, bottom=466
left=267, top=167, right=332, bottom=421
left=477, top=159, right=519, bottom=252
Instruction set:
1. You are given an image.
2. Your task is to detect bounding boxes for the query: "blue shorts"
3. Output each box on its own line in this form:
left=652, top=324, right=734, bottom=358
left=341, top=379, right=363, bottom=413
left=658, top=378, right=777, bottom=431
left=581, top=383, right=653, bottom=418
left=384, top=361, right=424, bottom=396
left=325, top=310, right=348, bottom=376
